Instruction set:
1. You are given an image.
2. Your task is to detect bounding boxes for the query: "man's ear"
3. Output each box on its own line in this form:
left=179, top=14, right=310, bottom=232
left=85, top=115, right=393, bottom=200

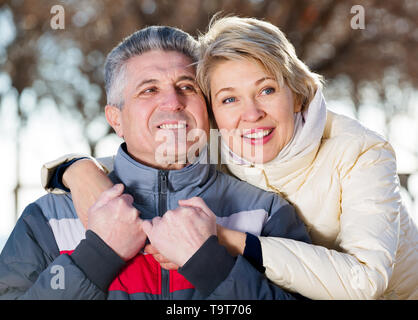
left=105, top=105, right=123, bottom=138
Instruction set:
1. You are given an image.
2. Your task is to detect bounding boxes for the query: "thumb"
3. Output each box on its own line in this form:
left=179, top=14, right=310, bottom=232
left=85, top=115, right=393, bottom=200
left=90, top=183, right=124, bottom=212
left=144, top=244, right=159, bottom=255
left=178, top=197, right=213, bottom=217
left=141, top=219, right=153, bottom=236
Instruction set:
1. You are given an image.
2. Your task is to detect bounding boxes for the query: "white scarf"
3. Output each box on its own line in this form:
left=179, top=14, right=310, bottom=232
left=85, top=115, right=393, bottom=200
left=221, top=88, right=327, bottom=167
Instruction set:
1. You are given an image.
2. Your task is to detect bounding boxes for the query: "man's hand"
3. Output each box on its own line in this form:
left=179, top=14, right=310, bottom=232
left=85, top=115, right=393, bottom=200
left=87, top=184, right=147, bottom=261
left=142, top=197, right=217, bottom=267
left=144, top=225, right=246, bottom=270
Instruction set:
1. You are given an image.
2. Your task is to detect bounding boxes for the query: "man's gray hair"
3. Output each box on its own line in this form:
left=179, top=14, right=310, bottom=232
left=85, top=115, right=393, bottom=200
left=105, top=26, right=200, bottom=109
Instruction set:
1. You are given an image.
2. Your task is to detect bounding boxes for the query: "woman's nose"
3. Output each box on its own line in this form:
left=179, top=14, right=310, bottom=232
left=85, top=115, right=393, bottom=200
left=241, top=100, right=266, bottom=122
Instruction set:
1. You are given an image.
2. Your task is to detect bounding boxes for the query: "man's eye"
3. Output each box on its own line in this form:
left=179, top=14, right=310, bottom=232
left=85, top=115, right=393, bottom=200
left=222, top=97, right=236, bottom=104
left=136, top=87, right=158, bottom=97
left=261, top=87, right=275, bottom=95
left=179, top=85, right=197, bottom=92
left=143, top=88, right=156, bottom=93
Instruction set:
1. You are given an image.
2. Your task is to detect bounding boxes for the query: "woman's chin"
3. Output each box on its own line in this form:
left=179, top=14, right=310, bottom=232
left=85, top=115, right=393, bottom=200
left=242, top=151, right=277, bottom=164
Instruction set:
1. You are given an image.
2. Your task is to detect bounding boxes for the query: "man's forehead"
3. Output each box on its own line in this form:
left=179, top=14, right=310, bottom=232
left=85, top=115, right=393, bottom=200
left=125, top=50, right=196, bottom=83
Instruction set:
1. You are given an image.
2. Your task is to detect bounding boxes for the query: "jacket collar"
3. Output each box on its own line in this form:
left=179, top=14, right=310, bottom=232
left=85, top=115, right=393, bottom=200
left=112, top=143, right=212, bottom=193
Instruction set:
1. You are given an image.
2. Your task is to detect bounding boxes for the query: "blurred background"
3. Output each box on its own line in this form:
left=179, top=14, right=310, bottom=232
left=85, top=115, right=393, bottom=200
left=0, top=0, right=417, bottom=250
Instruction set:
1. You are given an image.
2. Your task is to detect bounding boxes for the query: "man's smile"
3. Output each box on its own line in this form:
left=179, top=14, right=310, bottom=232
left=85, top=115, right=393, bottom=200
left=157, top=120, right=188, bottom=130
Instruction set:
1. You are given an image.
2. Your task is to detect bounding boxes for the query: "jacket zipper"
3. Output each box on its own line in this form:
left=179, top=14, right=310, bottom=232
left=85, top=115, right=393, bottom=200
left=158, top=170, right=169, bottom=299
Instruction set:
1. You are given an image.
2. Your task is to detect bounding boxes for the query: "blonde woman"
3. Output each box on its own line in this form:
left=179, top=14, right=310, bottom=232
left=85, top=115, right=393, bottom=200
left=42, top=17, right=418, bottom=299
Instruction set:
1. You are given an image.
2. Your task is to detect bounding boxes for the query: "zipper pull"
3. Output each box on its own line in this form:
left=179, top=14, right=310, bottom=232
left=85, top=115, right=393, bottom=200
left=160, top=171, right=168, bottom=194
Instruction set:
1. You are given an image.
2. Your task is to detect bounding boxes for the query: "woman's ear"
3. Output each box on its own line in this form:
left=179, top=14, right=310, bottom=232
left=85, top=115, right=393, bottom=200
left=105, top=105, right=123, bottom=138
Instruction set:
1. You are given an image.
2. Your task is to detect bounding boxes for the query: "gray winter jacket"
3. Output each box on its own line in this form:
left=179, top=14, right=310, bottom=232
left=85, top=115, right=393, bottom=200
left=0, top=144, right=311, bottom=300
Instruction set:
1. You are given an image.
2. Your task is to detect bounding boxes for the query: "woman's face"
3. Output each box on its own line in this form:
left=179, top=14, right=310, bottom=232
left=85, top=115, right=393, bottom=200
left=210, top=58, right=301, bottom=163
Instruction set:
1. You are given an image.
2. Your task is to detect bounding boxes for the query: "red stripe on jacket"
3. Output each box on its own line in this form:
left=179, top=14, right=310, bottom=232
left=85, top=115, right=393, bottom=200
left=60, top=251, right=194, bottom=294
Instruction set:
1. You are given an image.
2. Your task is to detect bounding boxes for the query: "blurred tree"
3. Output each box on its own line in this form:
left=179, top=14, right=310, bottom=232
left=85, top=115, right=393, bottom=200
left=0, top=0, right=417, bottom=219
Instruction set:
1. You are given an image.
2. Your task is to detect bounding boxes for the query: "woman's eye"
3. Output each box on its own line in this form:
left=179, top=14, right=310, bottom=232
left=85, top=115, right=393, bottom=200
left=222, top=97, right=236, bottom=104
left=261, top=87, right=275, bottom=95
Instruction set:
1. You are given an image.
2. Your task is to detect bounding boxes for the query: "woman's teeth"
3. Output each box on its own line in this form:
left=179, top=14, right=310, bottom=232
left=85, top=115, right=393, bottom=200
left=159, top=123, right=187, bottom=129
left=243, top=129, right=272, bottom=139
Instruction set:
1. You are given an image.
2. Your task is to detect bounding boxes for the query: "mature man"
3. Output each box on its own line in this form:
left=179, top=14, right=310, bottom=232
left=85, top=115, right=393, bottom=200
left=0, top=26, right=310, bottom=299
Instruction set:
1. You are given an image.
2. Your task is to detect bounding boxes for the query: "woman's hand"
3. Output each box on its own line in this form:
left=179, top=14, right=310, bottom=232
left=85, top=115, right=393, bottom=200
left=216, top=224, right=247, bottom=257
left=62, top=159, right=114, bottom=229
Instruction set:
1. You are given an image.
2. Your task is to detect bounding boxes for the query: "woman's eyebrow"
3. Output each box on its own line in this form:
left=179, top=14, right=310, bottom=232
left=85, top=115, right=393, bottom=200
left=214, top=87, right=235, bottom=98
left=214, top=76, right=275, bottom=98
left=255, top=76, right=275, bottom=85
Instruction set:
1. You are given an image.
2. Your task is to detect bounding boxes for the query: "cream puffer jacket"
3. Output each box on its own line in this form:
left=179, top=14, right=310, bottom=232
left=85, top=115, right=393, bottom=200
left=226, top=110, right=418, bottom=300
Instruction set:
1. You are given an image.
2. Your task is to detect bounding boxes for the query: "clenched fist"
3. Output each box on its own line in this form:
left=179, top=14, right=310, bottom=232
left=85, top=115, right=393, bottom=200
left=87, top=184, right=147, bottom=261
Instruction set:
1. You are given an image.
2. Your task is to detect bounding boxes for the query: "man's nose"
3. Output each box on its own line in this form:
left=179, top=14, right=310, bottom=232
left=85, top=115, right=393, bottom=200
left=241, top=99, right=266, bottom=122
left=159, top=90, right=185, bottom=112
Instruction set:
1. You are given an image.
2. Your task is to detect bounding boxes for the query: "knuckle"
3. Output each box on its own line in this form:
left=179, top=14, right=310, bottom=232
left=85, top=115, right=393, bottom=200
left=152, top=216, right=162, bottom=225
left=186, top=206, right=199, bottom=216
left=192, top=196, right=203, bottom=204
left=123, top=193, right=134, bottom=203
left=184, top=208, right=196, bottom=217
left=129, top=209, right=139, bottom=221
left=165, top=210, right=175, bottom=220
left=120, top=194, right=132, bottom=206
left=115, top=197, right=125, bottom=207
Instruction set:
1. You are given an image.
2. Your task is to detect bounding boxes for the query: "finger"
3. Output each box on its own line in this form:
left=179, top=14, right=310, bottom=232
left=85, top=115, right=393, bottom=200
left=141, top=219, right=153, bottom=236
left=119, top=193, right=134, bottom=206
left=89, top=184, right=124, bottom=211
left=178, top=197, right=212, bottom=217
left=153, top=253, right=172, bottom=264
left=144, top=244, right=159, bottom=255
left=153, top=253, right=165, bottom=263
left=160, top=262, right=179, bottom=271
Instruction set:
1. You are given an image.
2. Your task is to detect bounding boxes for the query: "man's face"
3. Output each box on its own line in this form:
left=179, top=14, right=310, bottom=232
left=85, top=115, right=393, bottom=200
left=106, top=50, right=209, bottom=169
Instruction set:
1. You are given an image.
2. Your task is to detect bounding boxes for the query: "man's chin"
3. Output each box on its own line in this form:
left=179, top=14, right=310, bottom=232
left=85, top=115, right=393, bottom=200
left=154, top=139, right=207, bottom=165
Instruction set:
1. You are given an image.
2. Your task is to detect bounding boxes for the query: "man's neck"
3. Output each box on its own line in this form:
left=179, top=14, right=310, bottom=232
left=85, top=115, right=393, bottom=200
left=124, top=145, right=189, bottom=171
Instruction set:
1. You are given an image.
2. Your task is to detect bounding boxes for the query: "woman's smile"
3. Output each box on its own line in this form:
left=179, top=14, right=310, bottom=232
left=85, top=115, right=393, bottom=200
left=241, top=127, right=275, bottom=145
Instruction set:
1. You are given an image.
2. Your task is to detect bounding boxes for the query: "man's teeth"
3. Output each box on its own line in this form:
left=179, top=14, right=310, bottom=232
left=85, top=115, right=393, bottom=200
left=243, top=129, right=272, bottom=139
left=159, top=123, right=187, bottom=129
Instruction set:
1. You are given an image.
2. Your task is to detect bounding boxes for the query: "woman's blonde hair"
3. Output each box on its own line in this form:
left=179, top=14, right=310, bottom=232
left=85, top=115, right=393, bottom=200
left=197, top=15, right=324, bottom=113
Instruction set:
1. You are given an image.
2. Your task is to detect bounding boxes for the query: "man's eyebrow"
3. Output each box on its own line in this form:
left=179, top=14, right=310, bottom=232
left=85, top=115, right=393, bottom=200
left=135, top=76, right=196, bottom=91
left=135, top=79, right=158, bottom=91
left=177, top=75, right=197, bottom=83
